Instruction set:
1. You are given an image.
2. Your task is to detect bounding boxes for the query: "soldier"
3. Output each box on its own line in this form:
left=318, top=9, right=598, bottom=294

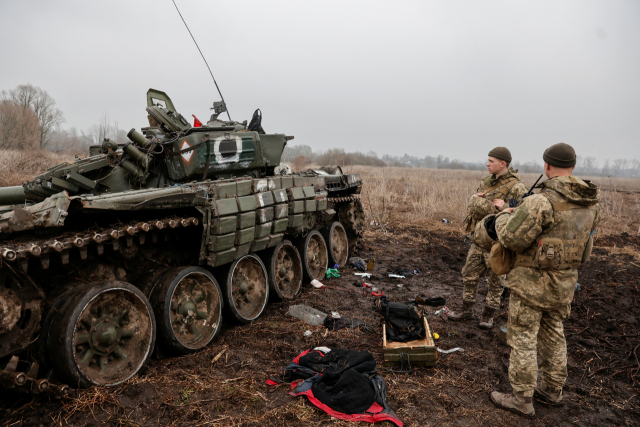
left=450, top=147, right=527, bottom=328
left=489, top=143, right=600, bottom=418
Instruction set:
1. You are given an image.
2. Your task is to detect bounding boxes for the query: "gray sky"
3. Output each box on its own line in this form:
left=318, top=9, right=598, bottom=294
left=1, top=0, right=639, bottom=164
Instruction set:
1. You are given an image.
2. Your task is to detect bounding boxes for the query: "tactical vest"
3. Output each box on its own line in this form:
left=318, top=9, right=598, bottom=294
left=514, top=191, right=597, bottom=270
left=479, top=175, right=520, bottom=201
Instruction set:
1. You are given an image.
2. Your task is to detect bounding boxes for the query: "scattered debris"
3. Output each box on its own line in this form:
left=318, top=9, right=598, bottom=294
left=415, top=295, right=446, bottom=307
left=434, top=307, right=453, bottom=319
left=433, top=333, right=440, bottom=340
left=325, top=268, right=340, bottom=278
left=323, top=314, right=364, bottom=331
left=393, top=267, right=414, bottom=277
left=349, top=257, right=367, bottom=271
left=289, top=304, right=328, bottom=326
left=442, top=218, right=449, bottom=224
left=388, top=274, right=405, bottom=279
left=310, top=279, right=325, bottom=289
left=367, top=258, right=375, bottom=271
left=575, top=282, right=582, bottom=291
left=355, top=272, right=372, bottom=278
left=304, top=330, right=312, bottom=337
left=437, top=347, right=464, bottom=354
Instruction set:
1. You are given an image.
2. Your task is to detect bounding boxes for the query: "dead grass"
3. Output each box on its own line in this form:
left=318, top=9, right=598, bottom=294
left=1, top=151, right=637, bottom=236
left=0, top=149, right=72, bottom=187
left=346, top=165, right=640, bottom=237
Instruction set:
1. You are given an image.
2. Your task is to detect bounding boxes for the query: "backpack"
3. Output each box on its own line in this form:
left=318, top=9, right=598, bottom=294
left=374, top=297, right=424, bottom=343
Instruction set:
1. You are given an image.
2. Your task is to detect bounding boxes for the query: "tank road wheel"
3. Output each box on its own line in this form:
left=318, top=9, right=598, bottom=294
left=0, top=269, right=44, bottom=359
left=322, top=222, right=349, bottom=268
left=338, top=199, right=365, bottom=255
left=295, top=230, right=328, bottom=283
left=151, top=267, right=223, bottom=355
left=262, top=240, right=303, bottom=300
left=48, top=281, right=155, bottom=388
left=220, top=254, right=268, bottom=324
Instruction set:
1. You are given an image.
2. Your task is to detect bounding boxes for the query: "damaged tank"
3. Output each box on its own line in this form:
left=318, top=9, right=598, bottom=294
left=0, top=89, right=364, bottom=393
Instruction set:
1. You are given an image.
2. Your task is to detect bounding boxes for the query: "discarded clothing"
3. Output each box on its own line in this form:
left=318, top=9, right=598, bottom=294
left=392, top=267, right=414, bottom=278
left=324, top=315, right=364, bottom=331
left=373, top=297, right=424, bottom=343
left=415, top=295, right=446, bottom=307
left=286, top=348, right=403, bottom=426
left=350, top=257, right=367, bottom=272
left=326, top=268, right=341, bottom=278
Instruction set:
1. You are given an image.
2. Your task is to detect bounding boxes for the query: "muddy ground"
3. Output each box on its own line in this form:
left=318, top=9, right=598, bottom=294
left=2, top=224, right=639, bottom=426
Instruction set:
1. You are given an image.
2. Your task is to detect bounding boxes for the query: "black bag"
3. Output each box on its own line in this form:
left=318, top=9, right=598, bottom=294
left=374, top=297, right=424, bottom=343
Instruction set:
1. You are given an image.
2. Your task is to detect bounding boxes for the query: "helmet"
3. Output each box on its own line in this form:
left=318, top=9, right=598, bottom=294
left=471, top=214, right=498, bottom=251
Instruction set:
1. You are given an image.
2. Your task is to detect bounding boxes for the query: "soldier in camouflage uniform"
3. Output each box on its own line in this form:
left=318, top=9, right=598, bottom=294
left=489, top=143, right=600, bottom=418
left=450, top=147, right=527, bottom=328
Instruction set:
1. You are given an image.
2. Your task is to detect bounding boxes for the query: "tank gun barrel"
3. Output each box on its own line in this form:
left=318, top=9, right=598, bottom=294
left=0, top=186, right=27, bottom=206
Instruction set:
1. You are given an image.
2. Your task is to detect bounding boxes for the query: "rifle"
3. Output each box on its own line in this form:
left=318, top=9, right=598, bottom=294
left=509, top=174, right=543, bottom=208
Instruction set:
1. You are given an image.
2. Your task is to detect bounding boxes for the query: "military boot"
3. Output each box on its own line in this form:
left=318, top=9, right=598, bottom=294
left=534, top=381, right=563, bottom=406
left=449, top=301, right=474, bottom=321
left=490, top=391, right=535, bottom=418
left=479, top=306, right=497, bottom=329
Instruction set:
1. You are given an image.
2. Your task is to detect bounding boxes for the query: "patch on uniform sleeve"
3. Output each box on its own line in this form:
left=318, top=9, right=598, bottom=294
left=506, top=209, right=528, bottom=233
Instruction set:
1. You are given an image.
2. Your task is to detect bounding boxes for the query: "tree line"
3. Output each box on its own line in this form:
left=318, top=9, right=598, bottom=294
left=0, top=84, right=128, bottom=152
left=2, top=84, right=639, bottom=178
left=285, top=144, right=640, bottom=178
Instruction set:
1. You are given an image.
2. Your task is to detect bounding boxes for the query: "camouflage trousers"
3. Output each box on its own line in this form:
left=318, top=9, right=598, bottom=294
left=461, top=243, right=503, bottom=309
left=507, top=295, right=571, bottom=396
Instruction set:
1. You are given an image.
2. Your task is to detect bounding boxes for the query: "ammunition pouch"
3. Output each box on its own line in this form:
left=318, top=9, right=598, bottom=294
left=514, top=237, right=589, bottom=270
left=471, top=214, right=498, bottom=252
left=489, top=242, right=515, bottom=275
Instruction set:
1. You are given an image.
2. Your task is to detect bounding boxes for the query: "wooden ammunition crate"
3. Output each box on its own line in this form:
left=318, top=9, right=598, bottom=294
left=383, top=317, right=437, bottom=367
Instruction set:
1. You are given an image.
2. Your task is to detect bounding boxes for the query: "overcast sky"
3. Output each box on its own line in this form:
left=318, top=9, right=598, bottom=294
left=1, top=0, right=638, bottom=164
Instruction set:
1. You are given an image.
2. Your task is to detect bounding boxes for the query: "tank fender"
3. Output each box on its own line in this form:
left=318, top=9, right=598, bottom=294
left=0, top=191, right=71, bottom=233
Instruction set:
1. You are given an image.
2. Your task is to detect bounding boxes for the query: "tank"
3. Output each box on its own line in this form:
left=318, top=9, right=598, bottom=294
left=0, top=89, right=364, bottom=394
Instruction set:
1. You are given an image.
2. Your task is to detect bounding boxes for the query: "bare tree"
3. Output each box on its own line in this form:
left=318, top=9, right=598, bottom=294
left=4, top=84, right=64, bottom=148
left=0, top=99, right=40, bottom=149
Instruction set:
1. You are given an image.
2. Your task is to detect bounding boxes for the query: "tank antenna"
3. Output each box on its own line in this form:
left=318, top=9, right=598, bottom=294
left=171, top=0, right=231, bottom=120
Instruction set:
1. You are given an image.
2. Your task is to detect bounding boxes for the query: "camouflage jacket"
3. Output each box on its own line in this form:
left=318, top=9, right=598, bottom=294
left=464, top=168, right=528, bottom=233
left=495, top=176, right=601, bottom=310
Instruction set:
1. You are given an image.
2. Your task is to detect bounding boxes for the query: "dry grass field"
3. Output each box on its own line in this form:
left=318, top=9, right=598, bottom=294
left=0, top=149, right=73, bottom=187
left=2, top=149, right=637, bottom=237
left=344, top=165, right=640, bottom=238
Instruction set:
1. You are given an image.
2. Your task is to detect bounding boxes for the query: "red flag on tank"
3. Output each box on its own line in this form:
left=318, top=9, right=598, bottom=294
left=192, top=115, right=203, bottom=127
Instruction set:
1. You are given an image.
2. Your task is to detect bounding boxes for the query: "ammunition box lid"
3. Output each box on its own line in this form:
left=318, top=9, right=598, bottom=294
left=253, top=178, right=274, bottom=193
left=272, top=189, right=288, bottom=203
left=287, top=187, right=305, bottom=200
left=303, top=186, right=316, bottom=198
left=215, top=198, right=239, bottom=216
left=237, top=195, right=257, bottom=212
left=255, top=191, right=275, bottom=207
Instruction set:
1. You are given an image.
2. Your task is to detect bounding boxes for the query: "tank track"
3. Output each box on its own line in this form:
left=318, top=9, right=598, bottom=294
left=0, top=214, right=201, bottom=395
left=0, top=216, right=200, bottom=273
left=1, top=355, right=69, bottom=398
